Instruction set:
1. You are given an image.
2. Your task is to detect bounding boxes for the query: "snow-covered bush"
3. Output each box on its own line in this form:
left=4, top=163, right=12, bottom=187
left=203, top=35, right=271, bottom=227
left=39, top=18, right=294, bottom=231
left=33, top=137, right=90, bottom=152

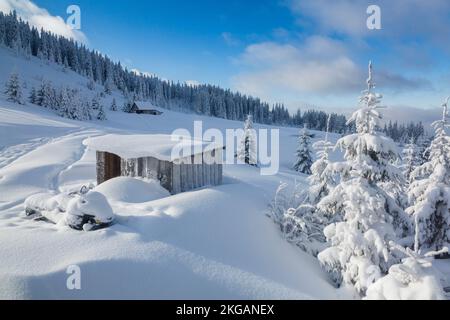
left=317, top=62, right=410, bottom=295
left=237, top=114, right=257, bottom=166
left=4, top=72, right=24, bottom=104
left=269, top=182, right=328, bottom=256
left=365, top=244, right=447, bottom=300
left=293, top=126, right=313, bottom=175
left=406, top=98, right=450, bottom=252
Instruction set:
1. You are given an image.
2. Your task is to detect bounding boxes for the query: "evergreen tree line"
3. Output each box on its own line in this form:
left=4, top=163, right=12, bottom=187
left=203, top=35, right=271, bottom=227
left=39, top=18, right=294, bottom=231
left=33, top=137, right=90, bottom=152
left=382, top=120, right=426, bottom=143
left=27, top=78, right=106, bottom=121
left=0, top=10, right=351, bottom=132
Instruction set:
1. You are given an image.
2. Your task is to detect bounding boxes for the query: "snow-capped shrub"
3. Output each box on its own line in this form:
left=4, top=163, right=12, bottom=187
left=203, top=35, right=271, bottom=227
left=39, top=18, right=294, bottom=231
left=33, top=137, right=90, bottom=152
left=269, top=183, right=328, bottom=256
left=365, top=245, right=447, bottom=300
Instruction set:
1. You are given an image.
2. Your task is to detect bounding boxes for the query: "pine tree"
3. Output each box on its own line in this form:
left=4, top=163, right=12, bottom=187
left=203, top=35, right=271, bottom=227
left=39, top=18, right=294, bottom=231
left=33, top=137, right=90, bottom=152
left=110, top=98, right=118, bottom=111
left=4, top=72, right=24, bottom=104
left=28, top=86, right=37, bottom=104
left=317, top=62, right=409, bottom=295
left=406, top=97, right=450, bottom=252
left=91, top=96, right=100, bottom=110
left=97, top=104, right=107, bottom=121
left=293, top=126, right=313, bottom=174
left=238, top=115, right=257, bottom=165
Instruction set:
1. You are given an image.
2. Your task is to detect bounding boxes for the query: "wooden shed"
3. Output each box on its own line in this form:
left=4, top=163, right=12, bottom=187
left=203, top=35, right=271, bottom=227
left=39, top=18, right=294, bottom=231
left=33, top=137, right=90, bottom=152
left=84, top=134, right=224, bottom=194
left=130, top=102, right=163, bottom=115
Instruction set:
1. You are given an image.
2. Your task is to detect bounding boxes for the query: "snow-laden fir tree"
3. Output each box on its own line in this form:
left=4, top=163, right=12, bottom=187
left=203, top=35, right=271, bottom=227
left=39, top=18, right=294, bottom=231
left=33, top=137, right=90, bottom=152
left=91, top=96, right=100, bottom=111
left=4, top=72, right=24, bottom=104
left=402, top=138, right=419, bottom=183
left=96, top=103, right=107, bottom=121
left=406, top=97, right=450, bottom=252
left=237, top=114, right=257, bottom=166
left=28, top=87, right=37, bottom=104
left=293, top=126, right=313, bottom=175
left=317, top=62, right=410, bottom=295
left=110, top=98, right=118, bottom=111
left=308, top=115, right=335, bottom=204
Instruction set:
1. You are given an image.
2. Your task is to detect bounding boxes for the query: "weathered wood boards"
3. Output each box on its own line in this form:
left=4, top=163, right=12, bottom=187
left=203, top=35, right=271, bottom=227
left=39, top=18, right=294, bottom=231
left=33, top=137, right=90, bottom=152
left=96, top=149, right=223, bottom=194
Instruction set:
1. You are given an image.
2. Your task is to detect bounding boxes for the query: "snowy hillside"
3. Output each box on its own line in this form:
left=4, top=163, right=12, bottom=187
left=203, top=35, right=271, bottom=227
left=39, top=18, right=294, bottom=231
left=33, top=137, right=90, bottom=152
left=0, top=47, right=347, bottom=299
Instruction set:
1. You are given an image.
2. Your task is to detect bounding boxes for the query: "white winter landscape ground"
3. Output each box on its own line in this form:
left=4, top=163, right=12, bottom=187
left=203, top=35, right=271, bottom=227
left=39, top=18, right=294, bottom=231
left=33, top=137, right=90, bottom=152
left=0, top=48, right=353, bottom=300
left=1, top=43, right=450, bottom=300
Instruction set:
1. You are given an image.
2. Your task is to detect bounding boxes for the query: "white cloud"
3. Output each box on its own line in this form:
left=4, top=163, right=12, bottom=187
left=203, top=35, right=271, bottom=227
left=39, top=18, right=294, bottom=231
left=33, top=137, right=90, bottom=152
left=288, top=0, right=450, bottom=41
left=231, top=35, right=432, bottom=103
left=221, top=32, right=240, bottom=46
left=0, top=0, right=87, bottom=43
left=232, top=37, right=362, bottom=98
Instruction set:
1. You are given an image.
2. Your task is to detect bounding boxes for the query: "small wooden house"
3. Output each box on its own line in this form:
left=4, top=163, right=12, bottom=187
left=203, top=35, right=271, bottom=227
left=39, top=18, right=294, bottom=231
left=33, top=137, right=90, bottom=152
left=130, top=102, right=163, bottom=115
left=84, top=134, right=224, bottom=194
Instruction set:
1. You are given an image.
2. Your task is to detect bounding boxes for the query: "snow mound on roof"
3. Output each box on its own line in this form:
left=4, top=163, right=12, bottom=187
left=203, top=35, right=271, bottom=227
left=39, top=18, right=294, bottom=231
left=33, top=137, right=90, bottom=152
left=95, top=177, right=170, bottom=203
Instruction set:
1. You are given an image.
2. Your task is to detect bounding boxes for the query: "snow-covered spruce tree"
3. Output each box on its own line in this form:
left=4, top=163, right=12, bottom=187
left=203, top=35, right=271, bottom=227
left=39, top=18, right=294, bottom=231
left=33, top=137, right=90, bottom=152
left=110, top=98, right=118, bottom=111
left=317, top=62, right=410, bottom=295
left=4, top=72, right=24, bottom=104
left=97, top=103, right=107, bottom=121
left=293, top=126, right=313, bottom=175
left=406, top=98, right=450, bottom=252
left=402, top=138, right=419, bottom=183
left=91, top=96, right=100, bottom=111
left=28, top=87, right=37, bottom=104
left=238, top=114, right=257, bottom=166
left=308, top=115, right=336, bottom=204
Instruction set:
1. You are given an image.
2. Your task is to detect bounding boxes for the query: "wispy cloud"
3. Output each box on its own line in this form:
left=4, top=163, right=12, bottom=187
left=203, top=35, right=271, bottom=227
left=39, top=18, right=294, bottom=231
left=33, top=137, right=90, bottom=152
left=231, top=36, right=431, bottom=100
left=221, top=32, right=240, bottom=46
left=0, top=0, right=87, bottom=43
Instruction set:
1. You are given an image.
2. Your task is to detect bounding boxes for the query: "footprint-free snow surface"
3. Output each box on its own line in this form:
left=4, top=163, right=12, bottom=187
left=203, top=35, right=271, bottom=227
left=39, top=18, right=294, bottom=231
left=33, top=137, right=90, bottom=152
left=0, top=48, right=344, bottom=299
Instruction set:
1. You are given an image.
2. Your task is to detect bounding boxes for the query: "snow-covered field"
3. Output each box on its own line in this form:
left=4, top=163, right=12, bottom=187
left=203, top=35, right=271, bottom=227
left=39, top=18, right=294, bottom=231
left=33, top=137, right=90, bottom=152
left=0, top=48, right=350, bottom=299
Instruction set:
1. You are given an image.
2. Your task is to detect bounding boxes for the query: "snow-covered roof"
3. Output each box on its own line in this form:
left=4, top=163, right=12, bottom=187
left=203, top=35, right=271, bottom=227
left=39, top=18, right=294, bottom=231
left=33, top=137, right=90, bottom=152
left=133, top=101, right=161, bottom=110
left=83, top=134, right=223, bottom=161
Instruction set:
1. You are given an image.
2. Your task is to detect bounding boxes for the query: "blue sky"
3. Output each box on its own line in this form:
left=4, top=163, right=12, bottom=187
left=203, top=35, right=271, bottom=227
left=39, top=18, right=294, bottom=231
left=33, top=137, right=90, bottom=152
left=3, top=0, right=450, bottom=117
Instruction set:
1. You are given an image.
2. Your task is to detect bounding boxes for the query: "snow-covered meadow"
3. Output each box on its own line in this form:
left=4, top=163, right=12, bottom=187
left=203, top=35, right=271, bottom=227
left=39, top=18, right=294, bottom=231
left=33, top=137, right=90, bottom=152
left=0, top=47, right=351, bottom=299
left=1, top=28, right=449, bottom=300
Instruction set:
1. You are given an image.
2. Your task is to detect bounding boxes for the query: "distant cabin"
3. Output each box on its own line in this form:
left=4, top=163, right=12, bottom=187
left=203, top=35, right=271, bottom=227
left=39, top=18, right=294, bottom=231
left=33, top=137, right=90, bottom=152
left=130, top=102, right=163, bottom=115
left=84, top=134, right=224, bottom=194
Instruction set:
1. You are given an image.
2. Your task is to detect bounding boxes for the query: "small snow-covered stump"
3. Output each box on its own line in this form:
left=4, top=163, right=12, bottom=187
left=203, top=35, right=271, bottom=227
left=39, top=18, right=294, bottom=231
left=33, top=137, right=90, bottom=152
left=25, top=188, right=115, bottom=231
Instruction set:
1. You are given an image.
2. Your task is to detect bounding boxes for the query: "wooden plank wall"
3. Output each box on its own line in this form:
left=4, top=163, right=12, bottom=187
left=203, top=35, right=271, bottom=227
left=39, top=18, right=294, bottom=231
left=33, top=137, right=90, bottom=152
left=97, top=150, right=223, bottom=194
left=96, top=151, right=121, bottom=185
